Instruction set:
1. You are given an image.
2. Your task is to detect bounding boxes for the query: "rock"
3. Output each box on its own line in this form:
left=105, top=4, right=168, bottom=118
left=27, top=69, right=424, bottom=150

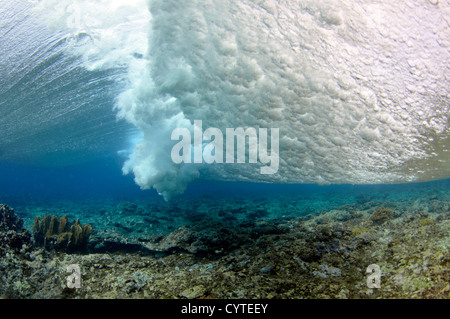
left=116, top=202, right=144, bottom=215
left=297, top=246, right=320, bottom=262
left=144, top=222, right=247, bottom=255
left=260, top=266, right=272, bottom=274
left=180, top=285, right=206, bottom=299
left=370, top=207, right=394, bottom=225
left=0, top=205, right=31, bottom=255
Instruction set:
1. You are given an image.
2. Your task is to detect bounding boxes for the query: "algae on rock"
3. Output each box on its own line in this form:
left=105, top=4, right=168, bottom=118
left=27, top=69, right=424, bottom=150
left=0, top=204, right=31, bottom=255
left=369, top=207, right=394, bottom=225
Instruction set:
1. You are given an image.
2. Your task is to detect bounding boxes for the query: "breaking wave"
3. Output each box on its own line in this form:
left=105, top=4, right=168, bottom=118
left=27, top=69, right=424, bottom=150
left=1, top=0, right=449, bottom=200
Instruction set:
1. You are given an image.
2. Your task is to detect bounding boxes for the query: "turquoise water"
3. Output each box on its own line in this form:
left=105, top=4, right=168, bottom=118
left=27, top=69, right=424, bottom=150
left=1, top=158, right=448, bottom=234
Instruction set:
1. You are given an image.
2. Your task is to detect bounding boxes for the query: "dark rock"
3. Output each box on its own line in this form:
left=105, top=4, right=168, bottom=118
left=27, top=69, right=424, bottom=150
left=144, top=222, right=248, bottom=256
left=249, top=224, right=284, bottom=238
left=0, top=205, right=31, bottom=255
left=184, top=212, right=207, bottom=222
left=370, top=207, right=394, bottom=225
left=247, top=209, right=269, bottom=219
left=116, top=202, right=144, bottom=215
left=297, top=246, right=320, bottom=262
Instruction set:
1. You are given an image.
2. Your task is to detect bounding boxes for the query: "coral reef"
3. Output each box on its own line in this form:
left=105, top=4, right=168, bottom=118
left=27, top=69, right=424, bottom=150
left=0, top=205, right=34, bottom=298
left=0, top=181, right=449, bottom=299
left=0, top=204, right=31, bottom=255
left=369, top=206, right=394, bottom=225
left=32, top=215, right=92, bottom=252
left=142, top=220, right=287, bottom=256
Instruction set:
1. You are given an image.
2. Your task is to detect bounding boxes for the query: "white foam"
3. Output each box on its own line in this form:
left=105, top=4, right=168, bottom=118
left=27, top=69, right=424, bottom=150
left=31, top=0, right=150, bottom=74
left=20, top=0, right=450, bottom=198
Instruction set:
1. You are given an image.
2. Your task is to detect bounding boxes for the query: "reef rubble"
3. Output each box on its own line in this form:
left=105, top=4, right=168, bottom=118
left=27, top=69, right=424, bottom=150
left=0, top=197, right=449, bottom=299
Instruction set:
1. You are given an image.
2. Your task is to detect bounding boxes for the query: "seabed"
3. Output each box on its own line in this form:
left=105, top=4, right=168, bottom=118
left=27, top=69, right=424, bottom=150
left=1, top=180, right=449, bottom=299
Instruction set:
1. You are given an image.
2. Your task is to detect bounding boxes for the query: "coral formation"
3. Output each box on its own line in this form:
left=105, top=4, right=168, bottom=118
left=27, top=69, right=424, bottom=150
left=0, top=204, right=31, bottom=255
left=32, top=215, right=92, bottom=252
left=369, top=206, right=394, bottom=225
left=0, top=205, right=34, bottom=298
left=142, top=220, right=287, bottom=256
left=0, top=180, right=449, bottom=299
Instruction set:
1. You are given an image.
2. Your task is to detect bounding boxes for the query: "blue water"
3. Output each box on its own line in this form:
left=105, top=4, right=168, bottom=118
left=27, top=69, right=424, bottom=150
left=1, top=156, right=448, bottom=220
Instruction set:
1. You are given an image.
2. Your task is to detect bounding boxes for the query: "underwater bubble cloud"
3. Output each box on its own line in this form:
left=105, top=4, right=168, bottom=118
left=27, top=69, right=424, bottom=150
left=0, top=0, right=448, bottom=200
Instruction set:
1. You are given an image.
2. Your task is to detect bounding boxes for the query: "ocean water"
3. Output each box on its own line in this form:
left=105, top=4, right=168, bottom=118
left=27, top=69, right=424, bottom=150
left=0, top=158, right=448, bottom=212
left=0, top=0, right=449, bottom=300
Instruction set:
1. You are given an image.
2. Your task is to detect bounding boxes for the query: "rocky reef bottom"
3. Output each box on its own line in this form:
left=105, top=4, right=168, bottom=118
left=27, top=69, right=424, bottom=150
left=1, top=186, right=449, bottom=299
